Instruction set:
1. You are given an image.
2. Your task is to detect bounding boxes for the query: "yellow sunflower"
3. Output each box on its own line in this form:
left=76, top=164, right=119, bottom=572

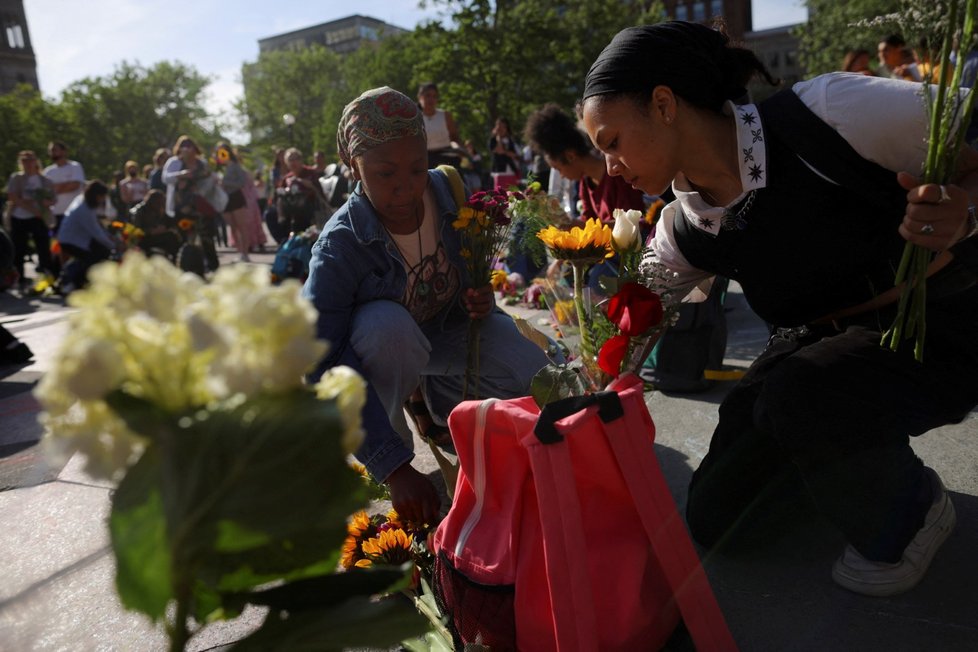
left=339, top=535, right=363, bottom=570
left=490, top=269, right=509, bottom=291
left=347, top=510, right=375, bottom=539
left=360, top=528, right=414, bottom=566
left=386, top=508, right=404, bottom=530
left=537, top=218, right=613, bottom=262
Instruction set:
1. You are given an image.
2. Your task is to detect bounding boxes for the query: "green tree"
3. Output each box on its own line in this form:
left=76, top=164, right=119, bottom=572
left=240, top=44, right=347, bottom=162
left=795, top=0, right=903, bottom=77
left=58, top=61, right=219, bottom=182
left=0, top=85, right=79, bottom=183
left=239, top=0, right=666, bottom=162
left=411, top=0, right=664, bottom=150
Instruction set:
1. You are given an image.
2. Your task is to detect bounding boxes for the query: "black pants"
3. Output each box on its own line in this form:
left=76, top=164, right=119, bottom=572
left=686, top=289, right=978, bottom=562
left=10, top=216, right=53, bottom=279
left=60, top=240, right=111, bottom=288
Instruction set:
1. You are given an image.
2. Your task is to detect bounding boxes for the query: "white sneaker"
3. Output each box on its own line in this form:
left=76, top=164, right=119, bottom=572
left=832, top=467, right=955, bottom=597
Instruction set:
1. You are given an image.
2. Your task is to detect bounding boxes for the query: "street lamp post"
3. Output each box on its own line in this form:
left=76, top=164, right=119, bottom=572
left=282, top=113, right=296, bottom=146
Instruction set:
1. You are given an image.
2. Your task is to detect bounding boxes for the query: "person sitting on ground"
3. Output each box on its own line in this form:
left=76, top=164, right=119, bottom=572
left=581, top=21, right=978, bottom=598
left=303, top=86, right=555, bottom=525
left=277, top=147, right=326, bottom=235
left=129, top=189, right=180, bottom=260
left=523, top=102, right=647, bottom=290
left=57, top=180, right=118, bottom=292
left=524, top=102, right=646, bottom=227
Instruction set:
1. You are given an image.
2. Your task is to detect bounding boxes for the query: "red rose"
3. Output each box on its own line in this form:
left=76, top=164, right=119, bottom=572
left=606, top=282, right=663, bottom=336
left=598, top=334, right=630, bottom=377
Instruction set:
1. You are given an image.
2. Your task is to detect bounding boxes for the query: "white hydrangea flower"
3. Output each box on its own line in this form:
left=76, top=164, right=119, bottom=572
left=314, top=366, right=367, bottom=454
left=35, top=252, right=335, bottom=480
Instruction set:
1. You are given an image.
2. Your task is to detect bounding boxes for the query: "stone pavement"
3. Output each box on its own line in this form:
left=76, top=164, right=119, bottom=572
left=1, top=244, right=977, bottom=651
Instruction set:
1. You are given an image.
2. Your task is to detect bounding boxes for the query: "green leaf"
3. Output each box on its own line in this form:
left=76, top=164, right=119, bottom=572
left=232, top=595, right=427, bottom=651
left=103, top=390, right=178, bottom=441
left=226, top=565, right=411, bottom=612
left=109, top=445, right=171, bottom=620
left=530, top=361, right=589, bottom=408
left=151, top=390, right=366, bottom=594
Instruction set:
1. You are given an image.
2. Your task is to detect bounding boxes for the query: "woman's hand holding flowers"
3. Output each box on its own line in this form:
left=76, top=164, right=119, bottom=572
left=463, top=284, right=494, bottom=320
left=898, top=172, right=972, bottom=250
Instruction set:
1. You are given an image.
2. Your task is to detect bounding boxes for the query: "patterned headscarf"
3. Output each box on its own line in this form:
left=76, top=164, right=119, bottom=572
left=336, top=86, right=426, bottom=166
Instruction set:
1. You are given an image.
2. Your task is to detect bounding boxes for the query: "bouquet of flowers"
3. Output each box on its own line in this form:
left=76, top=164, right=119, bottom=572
left=108, top=220, right=145, bottom=249
left=452, top=189, right=513, bottom=398
left=530, top=208, right=668, bottom=403
left=868, top=0, right=978, bottom=360
left=35, top=253, right=426, bottom=651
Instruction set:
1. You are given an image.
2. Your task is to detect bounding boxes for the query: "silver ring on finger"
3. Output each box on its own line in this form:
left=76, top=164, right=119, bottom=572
left=920, top=223, right=936, bottom=235
left=939, top=184, right=951, bottom=203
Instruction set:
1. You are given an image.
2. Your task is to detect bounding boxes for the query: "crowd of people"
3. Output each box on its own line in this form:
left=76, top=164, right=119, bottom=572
left=0, top=136, right=356, bottom=293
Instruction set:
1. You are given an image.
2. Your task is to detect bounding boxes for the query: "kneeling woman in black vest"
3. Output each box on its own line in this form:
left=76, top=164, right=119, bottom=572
left=580, top=21, right=978, bottom=598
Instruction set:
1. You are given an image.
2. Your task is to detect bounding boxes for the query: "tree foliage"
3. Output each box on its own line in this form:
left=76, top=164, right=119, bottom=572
left=239, top=0, right=667, bottom=162
left=794, top=0, right=903, bottom=77
left=0, top=85, right=78, bottom=183
left=59, top=61, right=221, bottom=181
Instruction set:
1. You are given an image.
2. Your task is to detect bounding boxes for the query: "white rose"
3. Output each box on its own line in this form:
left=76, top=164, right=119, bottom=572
left=612, top=208, right=643, bottom=252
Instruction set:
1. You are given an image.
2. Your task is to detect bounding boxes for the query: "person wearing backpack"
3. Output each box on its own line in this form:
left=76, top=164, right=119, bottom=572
left=580, top=21, right=978, bottom=597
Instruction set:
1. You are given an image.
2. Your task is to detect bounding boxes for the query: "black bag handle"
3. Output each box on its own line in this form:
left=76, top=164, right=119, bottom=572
left=534, top=391, right=624, bottom=444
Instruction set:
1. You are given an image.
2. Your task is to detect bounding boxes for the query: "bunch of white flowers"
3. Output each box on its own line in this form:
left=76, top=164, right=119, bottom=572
left=35, top=253, right=362, bottom=480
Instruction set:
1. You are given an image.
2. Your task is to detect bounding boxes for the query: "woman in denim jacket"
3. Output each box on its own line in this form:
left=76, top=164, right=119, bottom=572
left=303, top=87, right=552, bottom=524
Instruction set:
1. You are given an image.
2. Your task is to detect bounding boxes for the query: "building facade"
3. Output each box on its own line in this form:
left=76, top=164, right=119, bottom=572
left=0, top=0, right=37, bottom=93
left=258, top=14, right=407, bottom=55
left=743, top=24, right=805, bottom=102
left=660, top=0, right=751, bottom=41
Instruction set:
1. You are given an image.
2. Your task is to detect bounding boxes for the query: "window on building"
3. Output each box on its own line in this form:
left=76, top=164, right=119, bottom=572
left=693, top=1, right=706, bottom=21
left=359, top=25, right=378, bottom=41
left=785, top=50, right=796, bottom=66
left=6, top=23, right=24, bottom=49
left=710, top=0, right=722, bottom=16
left=675, top=4, right=688, bottom=21
left=768, top=52, right=780, bottom=69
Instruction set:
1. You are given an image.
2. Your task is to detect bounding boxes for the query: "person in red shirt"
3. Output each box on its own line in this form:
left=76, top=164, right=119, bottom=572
left=524, top=102, right=646, bottom=225
left=276, top=147, right=326, bottom=234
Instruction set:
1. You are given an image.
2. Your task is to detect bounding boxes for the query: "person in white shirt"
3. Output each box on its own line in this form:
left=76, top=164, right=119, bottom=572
left=417, top=82, right=461, bottom=169
left=42, top=141, right=85, bottom=231
left=582, top=21, right=978, bottom=599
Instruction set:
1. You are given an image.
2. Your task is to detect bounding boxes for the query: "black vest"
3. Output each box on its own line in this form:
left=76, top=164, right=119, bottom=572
left=673, top=90, right=909, bottom=327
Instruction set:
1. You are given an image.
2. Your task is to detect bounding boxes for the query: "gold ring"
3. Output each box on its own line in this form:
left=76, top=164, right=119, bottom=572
left=920, top=223, right=935, bottom=235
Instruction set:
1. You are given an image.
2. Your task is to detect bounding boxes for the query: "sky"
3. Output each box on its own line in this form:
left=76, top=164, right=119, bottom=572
left=23, top=0, right=807, bottom=140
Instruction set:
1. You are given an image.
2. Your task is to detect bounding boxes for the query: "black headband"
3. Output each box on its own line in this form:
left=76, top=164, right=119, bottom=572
left=584, top=22, right=746, bottom=110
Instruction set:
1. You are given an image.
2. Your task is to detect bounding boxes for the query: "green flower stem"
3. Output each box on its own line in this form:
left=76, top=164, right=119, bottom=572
left=464, top=318, right=481, bottom=400
left=882, top=0, right=977, bottom=362
left=571, top=261, right=604, bottom=389
left=169, top=580, right=191, bottom=652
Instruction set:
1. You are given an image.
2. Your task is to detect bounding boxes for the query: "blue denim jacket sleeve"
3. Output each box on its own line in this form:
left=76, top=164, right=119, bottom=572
left=302, top=228, right=413, bottom=483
